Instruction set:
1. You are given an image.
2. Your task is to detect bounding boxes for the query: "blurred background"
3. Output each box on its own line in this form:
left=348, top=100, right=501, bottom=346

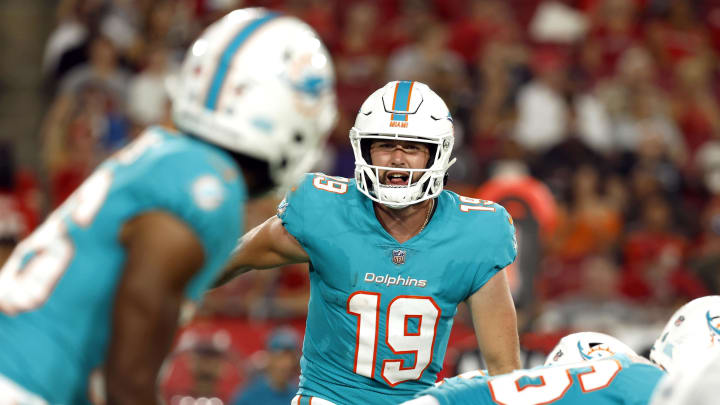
left=2, top=0, right=720, bottom=403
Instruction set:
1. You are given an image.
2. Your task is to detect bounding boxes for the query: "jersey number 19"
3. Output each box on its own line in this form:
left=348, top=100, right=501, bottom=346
left=347, top=292, right=441, bottom=386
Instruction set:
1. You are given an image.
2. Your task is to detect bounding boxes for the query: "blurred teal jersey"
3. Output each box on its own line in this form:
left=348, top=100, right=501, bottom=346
left=418, top=354, right=665, bottom=405
left=277, top=173, right=517, bottom=404
left=0, top=127, right=245, bottom=404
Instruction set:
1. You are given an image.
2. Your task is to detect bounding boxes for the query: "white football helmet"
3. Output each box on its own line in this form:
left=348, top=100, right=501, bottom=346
left=544, top=332, right=638, bottom=366
left=649, top=350, right=720, bottom=405
left=650, top=295, right=720, bottom=374
left=349, top=81, right=456, bottom=208
left=168, top=8, right=337, bottom=191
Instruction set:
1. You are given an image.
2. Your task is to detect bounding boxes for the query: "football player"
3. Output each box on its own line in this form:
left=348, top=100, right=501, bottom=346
left=0, top=8, right=336, bottom=405
left=402, top=331, right=665, bottom=405
left=218, top=81, right=521, bottom=404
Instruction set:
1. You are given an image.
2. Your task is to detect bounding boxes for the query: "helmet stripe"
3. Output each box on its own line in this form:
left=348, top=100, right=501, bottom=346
left=204, top=12, right=279, bottom=110
left=390, top=80, right=414, bottom=122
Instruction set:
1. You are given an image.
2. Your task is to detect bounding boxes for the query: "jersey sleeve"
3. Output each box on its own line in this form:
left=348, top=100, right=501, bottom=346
left=468, top=204, right=518, bottom=296
left=276, top=173, right=314, bottom=247
left=139, top=147, right=245, bottom=300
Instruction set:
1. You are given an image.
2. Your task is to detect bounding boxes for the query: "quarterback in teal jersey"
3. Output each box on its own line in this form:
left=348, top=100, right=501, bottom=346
left=220, top=81, right=521, bottom=404
left=403, top=332, right=665, bottom=405
left=0, top=8, right=336, bottom=405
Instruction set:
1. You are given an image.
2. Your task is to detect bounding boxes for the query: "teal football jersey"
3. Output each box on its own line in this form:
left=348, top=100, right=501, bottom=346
left=0, top=127, right=245, bottom=404
left=278, top=173, right=517, bottom=404
left=419, top=354, right=665, bottom=405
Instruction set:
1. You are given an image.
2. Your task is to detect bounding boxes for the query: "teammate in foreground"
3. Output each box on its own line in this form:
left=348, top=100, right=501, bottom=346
left=219, top=80, right=521, bottom=404
left=402, top=331, right=664, bottom=405
left=0, top=8, right=336, bottom=405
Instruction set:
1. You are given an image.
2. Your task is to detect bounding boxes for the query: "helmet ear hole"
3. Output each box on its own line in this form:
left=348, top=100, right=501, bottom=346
left=426, top=144, right=438, bottom=169
left=293, top=132, right=304, bottom=143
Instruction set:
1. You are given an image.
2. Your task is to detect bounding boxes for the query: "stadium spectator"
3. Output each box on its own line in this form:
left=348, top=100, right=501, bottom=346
left=448, top=0, right=521, bottom=64
left=126, top=45, right=174, bottom=133
left=42, top=0, right=105, bottom=84
left=160, top=329, right=245, bottom=404
left=230, top=328, right=300, bottom=405
left=549, top=164, right=622, bottom=261
left=645, top=0, right=714, bottom=72
left=671, top=56, right=720, bottom=159
left=689, top=196, right=720, bottom=294
left=585, top=0, right=642, bottom=78
left=0, top=143, right=40, bottom=261
left=385, top=20, right=465, bottom=89
left=621, top=194, right=708, bottom=304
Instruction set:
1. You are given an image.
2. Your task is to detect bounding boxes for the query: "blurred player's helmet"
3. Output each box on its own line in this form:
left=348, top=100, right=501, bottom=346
left=545, top=332, right=638, bottom=366
left=650, top=295, right=720, bottom=374
left=350, top=81, right=456, bottom=208
left=649, top=350, right=720, bottom=405
left=168, top=8, right=337, bottom=191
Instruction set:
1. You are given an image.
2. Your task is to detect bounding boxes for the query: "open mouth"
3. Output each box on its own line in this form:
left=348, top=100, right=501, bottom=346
left=385, top=171, right=410, bottom=186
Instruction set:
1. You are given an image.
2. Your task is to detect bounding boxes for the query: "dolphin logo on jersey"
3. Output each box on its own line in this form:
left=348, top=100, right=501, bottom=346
left=192, top=175, right=225, bottom=211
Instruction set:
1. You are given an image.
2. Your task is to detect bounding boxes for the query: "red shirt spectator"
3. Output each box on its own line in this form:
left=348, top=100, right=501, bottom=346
left=621, top=195, right=708, bottom=302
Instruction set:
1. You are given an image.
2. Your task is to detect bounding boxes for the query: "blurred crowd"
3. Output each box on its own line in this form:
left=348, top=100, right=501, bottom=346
left=3, top=0, right=720, bottom=402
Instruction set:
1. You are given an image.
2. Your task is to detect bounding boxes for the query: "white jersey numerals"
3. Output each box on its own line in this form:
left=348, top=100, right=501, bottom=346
left=312, top=174, right=348, bottom=194
left=347, top=292, right=440, bottom=386
left=0, top=134, right=158, bottom=315
left=488, top=359, right=622, bottom=405
left=0, top=170, right=113, bottom=314
left=459, top=196, right=496, bottom=213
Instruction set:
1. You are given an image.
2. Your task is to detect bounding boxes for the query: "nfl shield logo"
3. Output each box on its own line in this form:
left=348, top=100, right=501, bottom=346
left=392, top=249, right=406, bottom=265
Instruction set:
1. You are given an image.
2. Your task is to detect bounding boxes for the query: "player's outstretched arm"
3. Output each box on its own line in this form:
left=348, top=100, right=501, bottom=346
left=467, top=268, right=521, bottom=376
left=213, top=215, right=309, bottom=287
left=105, top=212, right=206, bottom=405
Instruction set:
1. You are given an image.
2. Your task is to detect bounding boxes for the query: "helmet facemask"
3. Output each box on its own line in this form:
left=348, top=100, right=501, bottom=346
left=350, top=131, right=455, bottom=209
